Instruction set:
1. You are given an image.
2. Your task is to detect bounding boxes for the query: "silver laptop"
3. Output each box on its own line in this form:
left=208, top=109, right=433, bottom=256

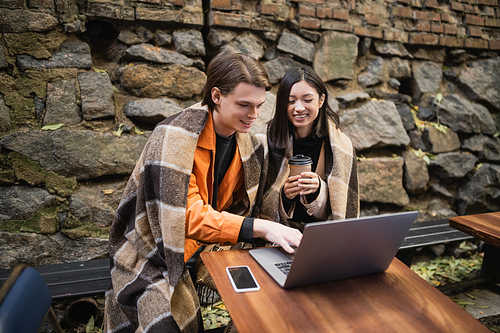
left=249, top=211, right=418, bottom=289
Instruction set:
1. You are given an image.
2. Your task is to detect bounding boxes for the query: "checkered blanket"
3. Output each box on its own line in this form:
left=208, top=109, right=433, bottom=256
left=105, top=104, right=266, bottom=333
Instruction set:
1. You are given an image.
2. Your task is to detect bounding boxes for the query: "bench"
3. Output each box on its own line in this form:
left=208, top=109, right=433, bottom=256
left=0, top=219, right=474, bottom=299
left=396, top=218, right=474, bottom=266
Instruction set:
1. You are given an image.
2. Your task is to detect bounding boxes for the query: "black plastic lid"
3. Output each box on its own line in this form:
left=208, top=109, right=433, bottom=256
left=288, top=154, right=313, bottom=166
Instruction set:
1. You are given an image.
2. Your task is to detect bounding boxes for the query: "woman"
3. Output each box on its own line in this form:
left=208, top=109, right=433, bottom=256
left=260, top=66, right=359, bottom=230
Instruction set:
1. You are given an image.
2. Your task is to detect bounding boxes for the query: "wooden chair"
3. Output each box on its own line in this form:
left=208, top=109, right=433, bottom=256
left=0, top=264, right=63, bottom=333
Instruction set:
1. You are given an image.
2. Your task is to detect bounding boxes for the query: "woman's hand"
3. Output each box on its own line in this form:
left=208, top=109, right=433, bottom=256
left=283, top=175, right=302, bottom=200
left=252, top=219, right=303, bottom=253
left=284, top=172, right=320, bottom=200
left=297, top=172, right=320, bottom=196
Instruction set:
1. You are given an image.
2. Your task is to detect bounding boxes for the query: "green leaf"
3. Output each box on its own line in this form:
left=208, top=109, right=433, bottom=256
left=41, top=123, right=64, bottom=131
left=113, top=124, right=124, bottom=137
left=465, top=293, right=476, bottom=300
left=494, top=131, right=500, bottom=138
left=86, top=316, right=95, bottom=333
left=112, top=85, right=120, bottom=93
left=477, top=305, right=489, bottom=309
left=94, top=68, right=106, bottom=73
left=135, top=126, right=144, bottom=134
left=423, top=155, right=430, bottom=165
left=436, top=93, right=443, bottom=103
left=429, top=122, right=448, bottom=134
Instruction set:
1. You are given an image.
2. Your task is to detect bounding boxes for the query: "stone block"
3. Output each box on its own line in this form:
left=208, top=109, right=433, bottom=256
left=450, top=1, right=464, bottom=11
left=250, top=17, right=281, bottom=32
left=354, top=26, right=383, bottom=39
left=78, top=72, right=115, bottom=121
left=181, top=8, right=204, bottom=26
left=477, top=0, right=498, bottom=4
left=365, top=14, right=382, bottom=25
left=333, top=9, right=349, bottom=20
left=439, top=35, right=465, bottom=47
left=468, top=26, right=483, bottom=37
left=313, top=31, right=358, bottom=81
left=490, top=40, right=500, bottom=50
left=431, top=23, right=444, bottom=33
left=0, top=8, right=58, bottom=32
left=209, top=11, right=251, bottom=28
left=136, top=7, right=182, bottom=22
left=86, top=2, right=134, bottom=20
left=416, top=21, right=431, bottom=32
left=384, top=29, right=409, bottom=43
left=424, top=0, right=439, bottom=8
left=392, top=6, right=413, bottom=18
left=261, top=2, right=280, bottom=16
left=464, top=38, right=489, bottom=49
left=440, top=13, right=451, bottom=22
left=44, top=78, right=81, bottom=126
left=316, top=6, right=333, bottom=18
left=321, top=19, right=352, bottom=32
left=414, top=10, right=441, bottom=21
left=358, top=157, right=410, bottom=206
left=277, top=30, right=315, bottom=62
left=299, top=16, right=321, bottom=29
left=299, top=3, right=315, bottom=16
left=485, top=18, right=500, bottom=27
left=463, top=4, right=475, bottom=13
left=465, top=14, right=484, bottom=26
left=409, top=33, right=439, bottom=45
left=444, top=24, right=457, bottom=35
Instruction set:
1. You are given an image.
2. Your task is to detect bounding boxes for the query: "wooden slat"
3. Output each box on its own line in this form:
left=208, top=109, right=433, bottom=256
left=399, top=219, right=472, bottom=249
left=201, top=249, right=489, bottom=333
left=0, top=259, right=110, bottom=300
left=449, top=212, right=500, bottom=248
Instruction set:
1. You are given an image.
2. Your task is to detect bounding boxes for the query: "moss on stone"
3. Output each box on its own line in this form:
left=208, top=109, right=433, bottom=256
left=3, top=91, right=36, bottom=125
left=3, top=30, right=66, bottom=60
left=61, top=212, right=82, bottom=229
left=14, top=69, right=79, bottom=99
left=0, top=206, right=60, bottom=234
left=9, top=152, right=79, bottom=197
left=0, top=72, right=15, bottom=96
left=62, top=223, right=110, bottom=240
left=0, top=169, right=15, bottom=184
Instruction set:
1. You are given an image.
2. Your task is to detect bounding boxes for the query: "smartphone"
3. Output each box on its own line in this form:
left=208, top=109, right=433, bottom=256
left=226, top=266, right=260, bottom=293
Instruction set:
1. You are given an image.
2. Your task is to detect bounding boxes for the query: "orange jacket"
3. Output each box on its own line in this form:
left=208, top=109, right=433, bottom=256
left=184, top=111, right=246, bottom=262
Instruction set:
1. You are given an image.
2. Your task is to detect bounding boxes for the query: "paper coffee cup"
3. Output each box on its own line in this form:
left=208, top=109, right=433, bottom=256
left=288, top=154, right=312, bottom=177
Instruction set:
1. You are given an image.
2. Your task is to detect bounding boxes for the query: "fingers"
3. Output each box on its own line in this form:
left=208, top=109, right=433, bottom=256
left=298, top=173, right=320, bottom=195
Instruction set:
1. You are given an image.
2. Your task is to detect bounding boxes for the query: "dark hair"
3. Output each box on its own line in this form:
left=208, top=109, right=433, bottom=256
left=202, top=51, right=271, bottom=111
left=267, top=66, right=340, bottom=149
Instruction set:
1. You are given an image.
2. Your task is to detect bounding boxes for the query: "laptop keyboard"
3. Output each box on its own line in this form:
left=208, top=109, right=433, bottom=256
left=275, top=261, right=292, bottom=275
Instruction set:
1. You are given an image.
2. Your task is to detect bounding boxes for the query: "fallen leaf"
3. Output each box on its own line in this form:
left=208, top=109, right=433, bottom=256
left=41, top=123, right=64, bottom=131
left=102, top=189, right=114, bottom=195
left=113, top=124, right=124, bottom=137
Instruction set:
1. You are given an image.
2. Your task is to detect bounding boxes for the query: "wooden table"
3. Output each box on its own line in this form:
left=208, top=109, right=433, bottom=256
left=449, top=212, right=500, bottom=283
left=201, top=249, right=488, bottom=333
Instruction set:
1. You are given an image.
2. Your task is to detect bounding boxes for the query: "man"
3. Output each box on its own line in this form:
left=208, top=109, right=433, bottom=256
left=105, top=52, right=302, bottom=333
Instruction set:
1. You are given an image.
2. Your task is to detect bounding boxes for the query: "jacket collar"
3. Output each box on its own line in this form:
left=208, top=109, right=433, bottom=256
left=197, top=107, right=216, bottom=150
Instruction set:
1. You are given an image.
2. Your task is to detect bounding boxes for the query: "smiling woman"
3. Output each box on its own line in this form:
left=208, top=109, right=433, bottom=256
left=261, top=66, right=360, bottom=231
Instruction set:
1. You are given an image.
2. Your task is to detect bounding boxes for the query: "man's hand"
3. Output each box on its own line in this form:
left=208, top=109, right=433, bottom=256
left=252, top=219, right=303, bottom=253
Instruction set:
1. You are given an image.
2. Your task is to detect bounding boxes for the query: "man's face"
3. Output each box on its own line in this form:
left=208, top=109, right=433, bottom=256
left=211, top=82, right=266, bottom=137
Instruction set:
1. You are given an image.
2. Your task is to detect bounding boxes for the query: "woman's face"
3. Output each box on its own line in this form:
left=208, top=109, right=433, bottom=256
left=286, top=80, right=325, bottom=139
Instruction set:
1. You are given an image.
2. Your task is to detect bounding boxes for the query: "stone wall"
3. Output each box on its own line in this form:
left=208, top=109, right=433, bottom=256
left=1, top=0, right=500, bottom=268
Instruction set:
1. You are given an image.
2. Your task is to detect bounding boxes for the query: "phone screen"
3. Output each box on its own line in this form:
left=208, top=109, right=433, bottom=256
left=227, top=266, right=258, bottom=290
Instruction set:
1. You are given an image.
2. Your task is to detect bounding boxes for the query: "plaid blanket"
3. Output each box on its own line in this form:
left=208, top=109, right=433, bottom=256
left=260, top=118, right=359, bottom=224
left=105, top=104, right=266, bottom=333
